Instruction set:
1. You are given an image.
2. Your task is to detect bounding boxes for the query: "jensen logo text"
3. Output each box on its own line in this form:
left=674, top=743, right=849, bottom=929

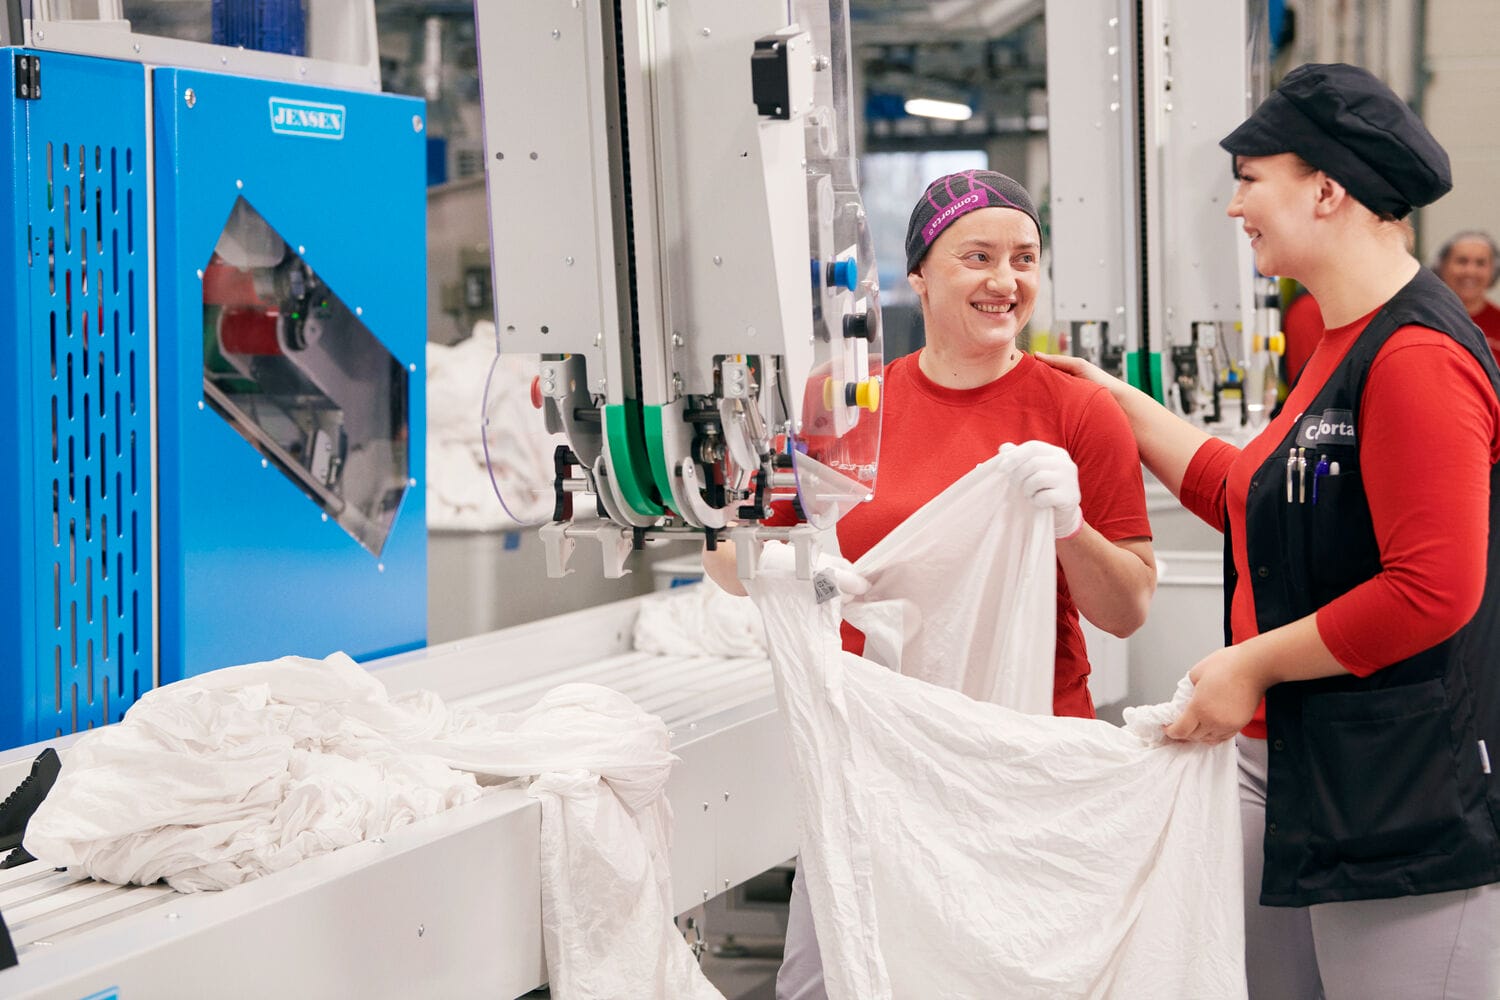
left=269, top=98, right=347, bottom=140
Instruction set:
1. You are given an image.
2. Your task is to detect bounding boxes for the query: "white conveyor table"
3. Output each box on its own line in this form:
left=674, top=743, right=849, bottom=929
left=0, top=592, right=798, bottom=999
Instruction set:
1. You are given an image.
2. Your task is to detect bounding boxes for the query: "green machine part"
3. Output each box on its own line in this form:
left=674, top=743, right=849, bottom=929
left=1125, top=350, right=1165, bottom=404
left=603, top=403, right=666, bottom=518
left=642, top=404, right=682, bottom=517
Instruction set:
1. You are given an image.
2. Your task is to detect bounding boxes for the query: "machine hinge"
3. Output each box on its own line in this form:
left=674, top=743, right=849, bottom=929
left=14, top=54, right=40, bottom=101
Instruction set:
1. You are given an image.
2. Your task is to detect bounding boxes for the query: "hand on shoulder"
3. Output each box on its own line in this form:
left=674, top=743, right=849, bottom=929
left=1033, top=351, right=1120, bottom=391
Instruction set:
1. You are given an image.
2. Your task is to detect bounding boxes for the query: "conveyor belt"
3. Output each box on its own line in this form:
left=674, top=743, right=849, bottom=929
left=0, top=633, right=787, bottom=996
left=454, top=651, right=774, bottom=732
left=1, top=865, right=177, bottom=956
left=0, top=652, right=777, bottom=945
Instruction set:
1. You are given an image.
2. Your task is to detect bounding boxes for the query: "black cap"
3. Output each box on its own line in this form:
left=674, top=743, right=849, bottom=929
left=904, top=170, right=1041, bottom=273
left=1220, top=63, right=1451, bottom=219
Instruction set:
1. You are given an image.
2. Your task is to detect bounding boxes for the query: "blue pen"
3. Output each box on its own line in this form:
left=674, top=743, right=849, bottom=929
left=1312, top=455, right=1330, bottom=504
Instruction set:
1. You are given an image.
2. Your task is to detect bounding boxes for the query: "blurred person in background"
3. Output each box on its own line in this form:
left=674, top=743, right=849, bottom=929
left=1434, top=230, right=1500, bottom=361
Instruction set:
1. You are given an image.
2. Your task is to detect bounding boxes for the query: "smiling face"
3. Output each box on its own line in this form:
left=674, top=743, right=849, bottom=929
left=1226, top=152, right=1322, bottom=279
left=907, top=207, right=1040, bottom=363
left=1438, top=236, right=1496, bottom=311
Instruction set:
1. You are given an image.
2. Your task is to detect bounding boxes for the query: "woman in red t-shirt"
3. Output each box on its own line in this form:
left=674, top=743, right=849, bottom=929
left=704, top=171, right=1157, bottom=710
left=707, top=170, right=1157, bottom=1000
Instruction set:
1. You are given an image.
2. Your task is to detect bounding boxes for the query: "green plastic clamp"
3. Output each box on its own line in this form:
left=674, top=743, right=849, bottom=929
left=642, top=405, right=683, bottom=517
left=603, top=403, right=665, bottom=517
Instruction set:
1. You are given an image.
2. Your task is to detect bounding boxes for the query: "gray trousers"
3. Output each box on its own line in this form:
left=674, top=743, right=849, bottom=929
left=777, top=862, right=827, bottom=1000
left=1237, top=735, right=1500, bottom=1000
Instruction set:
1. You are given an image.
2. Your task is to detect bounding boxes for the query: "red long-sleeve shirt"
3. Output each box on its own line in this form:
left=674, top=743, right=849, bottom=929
left=1180, top=310, right=1500, bottom=738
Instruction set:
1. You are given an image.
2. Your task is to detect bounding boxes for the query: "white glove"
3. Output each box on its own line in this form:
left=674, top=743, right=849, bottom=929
left=997, top=441, right=1084, bottom=540
left=833, top=566, right=870, bottom=596
left=812, top=558, right=870, bottom=605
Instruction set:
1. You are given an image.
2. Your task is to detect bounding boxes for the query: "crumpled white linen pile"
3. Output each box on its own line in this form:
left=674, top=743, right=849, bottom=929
left=22, top=653, right=723, bottom=1000
left=745, top=451, right=1245, bottom=1000
left=633, top=578, right=769, bottom=659
left=427, top=326, right=561, bottom=530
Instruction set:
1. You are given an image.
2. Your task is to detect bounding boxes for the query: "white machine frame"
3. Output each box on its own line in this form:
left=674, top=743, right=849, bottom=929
left=0, top=594, right=797, bottom=999
left=1045, top=0, right=1263, bottom=418
left=475, top=0, right=884, bottom=574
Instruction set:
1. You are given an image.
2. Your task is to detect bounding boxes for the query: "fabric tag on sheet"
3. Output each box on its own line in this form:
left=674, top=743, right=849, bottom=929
left=812, top=570, right=840, bottom=605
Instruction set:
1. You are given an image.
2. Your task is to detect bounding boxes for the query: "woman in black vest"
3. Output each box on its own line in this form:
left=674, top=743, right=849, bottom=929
left=1043, top=64, right=1500, bottom=999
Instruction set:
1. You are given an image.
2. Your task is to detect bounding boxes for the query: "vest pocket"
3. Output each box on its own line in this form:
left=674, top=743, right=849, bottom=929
left=1306, top=466, right=1380, bottom=597
left=1300, top=680, right=1465, bottom=863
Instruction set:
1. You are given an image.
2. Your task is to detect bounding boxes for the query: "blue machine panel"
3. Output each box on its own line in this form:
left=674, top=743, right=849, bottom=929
left=1, top=51, right=154, bottom=747
left=153, top=70, right=427, bottom=679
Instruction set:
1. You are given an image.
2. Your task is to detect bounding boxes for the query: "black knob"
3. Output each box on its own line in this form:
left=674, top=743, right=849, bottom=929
left=842, top=309, right=879, bottom=341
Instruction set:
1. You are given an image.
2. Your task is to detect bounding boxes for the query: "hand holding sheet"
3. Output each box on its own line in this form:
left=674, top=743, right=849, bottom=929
left=997, top=440, right=1084, bottom=539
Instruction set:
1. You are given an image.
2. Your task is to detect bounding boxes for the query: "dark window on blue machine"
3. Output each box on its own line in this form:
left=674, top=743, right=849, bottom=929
left=201, top=197, right=408, bottom=556
left=212, top=0, right=306, bottom=56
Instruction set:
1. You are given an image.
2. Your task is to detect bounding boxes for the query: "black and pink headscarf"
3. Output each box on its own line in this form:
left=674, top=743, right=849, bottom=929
left=903, top=170, right=1041, bottom=274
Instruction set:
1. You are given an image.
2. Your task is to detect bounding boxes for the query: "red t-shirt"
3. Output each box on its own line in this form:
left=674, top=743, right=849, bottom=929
left=805, top=351, right=1151, bottom=719
left=1180, top=311, right=1500, bottom=738
left=1472, top=300, right=1500, bottom=364
left=1282, top=292, right=1324, bottom=385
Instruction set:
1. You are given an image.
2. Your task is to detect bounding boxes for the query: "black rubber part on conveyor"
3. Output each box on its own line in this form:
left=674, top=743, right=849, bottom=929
left=0, top=747, right=63, bottom=866
left=0, top=905, right=16, bottom=970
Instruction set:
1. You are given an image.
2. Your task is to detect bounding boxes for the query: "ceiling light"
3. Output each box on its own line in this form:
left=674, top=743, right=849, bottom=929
left=904, top=97, right=973, bottom=121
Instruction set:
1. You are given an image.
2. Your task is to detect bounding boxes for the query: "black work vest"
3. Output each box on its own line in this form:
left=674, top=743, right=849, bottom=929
left=1228, top=267, right=1500, bottom=907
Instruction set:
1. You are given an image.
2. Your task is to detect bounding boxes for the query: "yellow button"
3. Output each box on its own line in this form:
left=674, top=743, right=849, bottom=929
left=854, top=378, right=880, bottom=413
left=1269, top=332, right=1286, bottom=355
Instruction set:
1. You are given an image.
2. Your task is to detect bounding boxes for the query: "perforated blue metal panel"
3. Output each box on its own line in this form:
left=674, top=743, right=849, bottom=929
left=1, top=50, right=154, bottom=748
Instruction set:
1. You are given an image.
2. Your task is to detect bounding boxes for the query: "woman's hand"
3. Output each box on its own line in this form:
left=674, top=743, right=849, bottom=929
left=1033, top=352, right=1123, bottom=392
left=702, top=536, right=749, bottom=596
left=1164, top=644, right=1270, bottom=744
left=1034, top=350, right=1210, bottom=497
